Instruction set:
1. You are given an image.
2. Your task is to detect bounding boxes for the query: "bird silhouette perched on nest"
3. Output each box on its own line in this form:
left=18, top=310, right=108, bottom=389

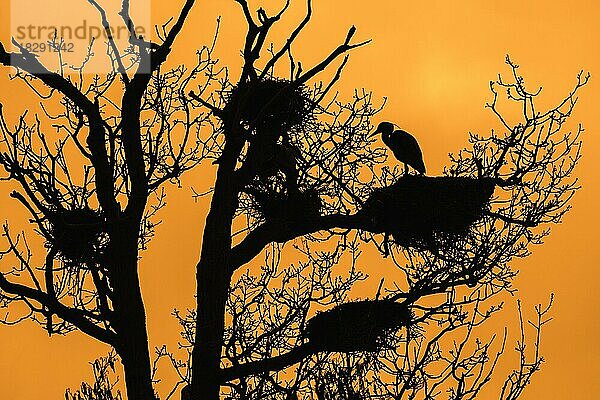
left=372, top=121, right=426, bottom=175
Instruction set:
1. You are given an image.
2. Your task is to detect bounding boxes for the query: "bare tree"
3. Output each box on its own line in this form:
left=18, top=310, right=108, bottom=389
left=0, top=1, right=588, bottom=400
left=0, top=1, right=218, bottom=398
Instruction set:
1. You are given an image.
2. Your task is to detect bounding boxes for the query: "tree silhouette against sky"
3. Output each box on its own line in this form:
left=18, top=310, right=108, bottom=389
left=0, top=1, right=589, bottom=399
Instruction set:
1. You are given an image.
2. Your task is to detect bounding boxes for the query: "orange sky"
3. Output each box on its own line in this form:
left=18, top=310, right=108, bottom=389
left=0, top=1, right=599, bottom=399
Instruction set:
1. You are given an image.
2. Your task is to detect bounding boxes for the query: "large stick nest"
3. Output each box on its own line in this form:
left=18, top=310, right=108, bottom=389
left=224, top=78, right=311, bottom=130
left=46, top=207, right=106, bottom=264
left=359, top=176, right=496, bottom=249
left=305, top=300, right=411, bottom=352
left=248, top=184, right=322, bottom=223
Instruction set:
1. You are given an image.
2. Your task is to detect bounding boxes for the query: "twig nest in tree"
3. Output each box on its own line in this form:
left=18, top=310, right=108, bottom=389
left=47, top=207, right=106, bottom=264
left=305, top=300, right=411, bottom=352
left=360, top=175, right=495, bottom=250
left=225, top=78, right=311, bottom=130
left=249, top=185, right=322, bottom=223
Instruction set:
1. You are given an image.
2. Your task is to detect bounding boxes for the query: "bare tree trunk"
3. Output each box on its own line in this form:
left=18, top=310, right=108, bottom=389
left=191, top=139, right=241, bottom=400
left=191, top=254, right=233, bottom=399
left=120, top=344, right=155, bottom=400
left=110, top=226, right=155, bottom=400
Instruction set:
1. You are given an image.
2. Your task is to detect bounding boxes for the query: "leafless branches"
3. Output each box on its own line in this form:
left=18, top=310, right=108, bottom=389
left=65, top=352, right=123, bottom=400
left=0, top=1, right=223, bottom=398
left=500, top=296, right=553, bottom=400
left=193, top=52, right=584, bottom=398
left=0, top=0, right=587, bottom=399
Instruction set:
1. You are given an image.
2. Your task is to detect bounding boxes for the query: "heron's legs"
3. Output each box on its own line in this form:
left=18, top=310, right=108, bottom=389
left=383, top=232, right=390, bottom=258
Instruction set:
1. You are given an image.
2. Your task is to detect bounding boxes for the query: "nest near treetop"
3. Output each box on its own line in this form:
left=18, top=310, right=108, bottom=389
left=46, top=207, right=106, bottom=264
left=224, top=78, right=311, bottom=130
left=305, top=300, right=411, bottom=352
left=247, top=184, right=322, bottom=223
left=359, top=175, right=496, bottom=249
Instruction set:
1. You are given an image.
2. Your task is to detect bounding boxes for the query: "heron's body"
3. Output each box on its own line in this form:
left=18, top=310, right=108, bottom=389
left=382, top=129, right=426, bottom=174
left=374, top=122, right=426, bottom=175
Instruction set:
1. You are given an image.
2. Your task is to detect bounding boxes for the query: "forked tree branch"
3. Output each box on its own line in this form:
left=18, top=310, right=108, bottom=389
left=0, top=40, right=121, bottom=215
left=0, top=41, right=96, bottom=114
left=87, top=0, right=131, bottom=84
left=230, top=213, right=371, bottom=270
left=293, top=26, right=371, bottom=87
left=0, top=273, right=116, bottom=345
left=150, top=0, right=196, bottom=72
left=220, top=343, right=314, bottom=382
left=259, top=0, right=313, bottom=80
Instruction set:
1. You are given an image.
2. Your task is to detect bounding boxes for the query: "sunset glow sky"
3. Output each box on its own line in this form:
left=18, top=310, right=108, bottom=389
left=1, top=1, right=599, bottom=398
